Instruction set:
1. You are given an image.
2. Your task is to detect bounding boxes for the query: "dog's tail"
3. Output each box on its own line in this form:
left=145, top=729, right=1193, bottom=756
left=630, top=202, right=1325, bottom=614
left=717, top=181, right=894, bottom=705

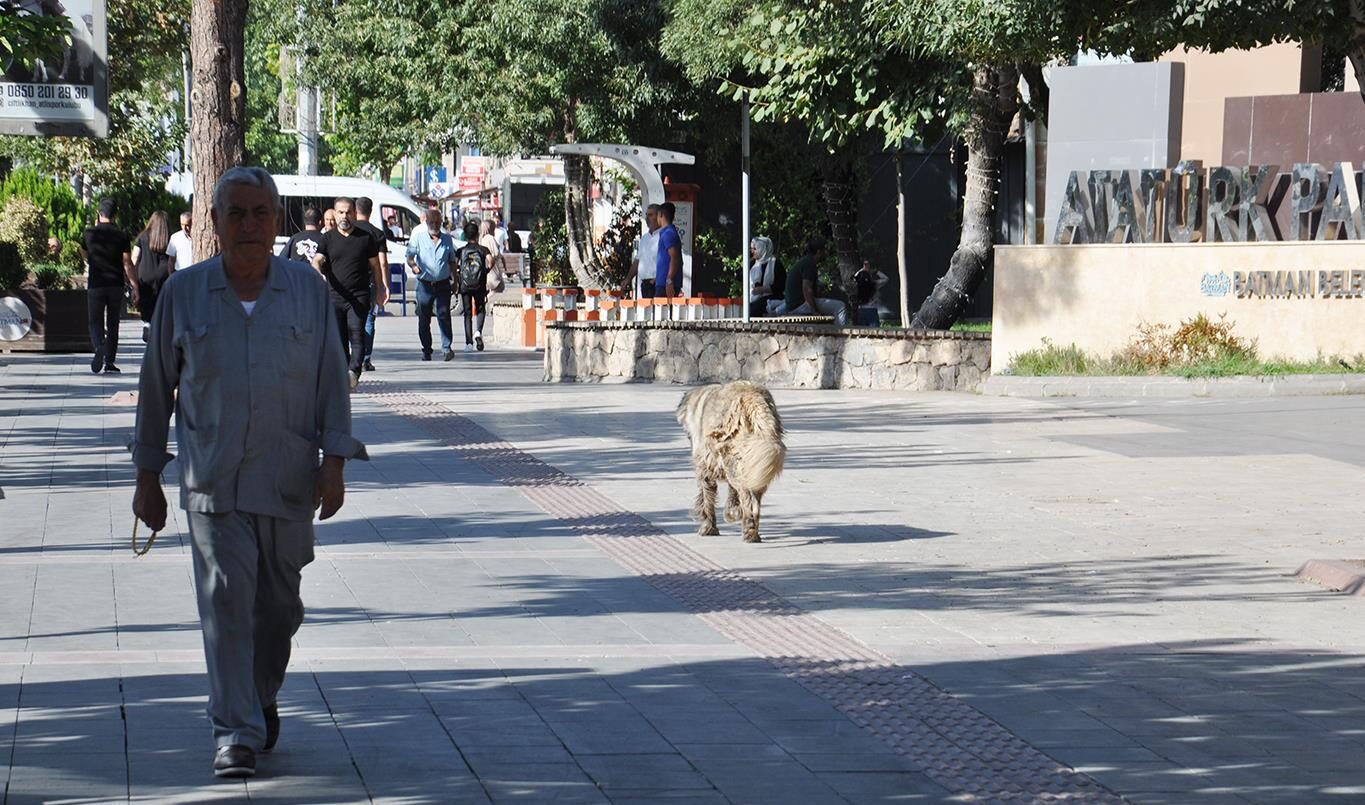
left=732, top=386, right=786, bottom=490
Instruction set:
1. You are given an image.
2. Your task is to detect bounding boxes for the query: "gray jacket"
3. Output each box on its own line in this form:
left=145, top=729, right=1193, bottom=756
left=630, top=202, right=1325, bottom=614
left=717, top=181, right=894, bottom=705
left=132, top=255, right=368, bottom=521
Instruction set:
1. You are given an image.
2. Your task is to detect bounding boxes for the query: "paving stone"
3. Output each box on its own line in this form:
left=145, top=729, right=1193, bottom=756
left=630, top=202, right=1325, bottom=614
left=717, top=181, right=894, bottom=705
left=574, top=752, right=711, bottom=790
left=7, top=322, right=1365, bottom=804
left=815, top=771, right=955, bottom=801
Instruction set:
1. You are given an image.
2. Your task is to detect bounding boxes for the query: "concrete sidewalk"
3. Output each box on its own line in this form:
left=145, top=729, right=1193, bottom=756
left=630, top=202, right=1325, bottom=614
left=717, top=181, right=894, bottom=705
left=3, top=314, right=1365, bottom=804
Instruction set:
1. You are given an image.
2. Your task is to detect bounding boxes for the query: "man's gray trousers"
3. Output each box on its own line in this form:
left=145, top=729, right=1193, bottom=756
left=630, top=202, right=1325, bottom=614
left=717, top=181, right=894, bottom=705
left=187, top=510, right=314, bottom=750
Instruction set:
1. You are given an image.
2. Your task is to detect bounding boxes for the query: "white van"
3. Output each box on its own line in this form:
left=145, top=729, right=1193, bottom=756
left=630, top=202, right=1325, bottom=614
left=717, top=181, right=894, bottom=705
left=165, top=173, right=425, bottom=269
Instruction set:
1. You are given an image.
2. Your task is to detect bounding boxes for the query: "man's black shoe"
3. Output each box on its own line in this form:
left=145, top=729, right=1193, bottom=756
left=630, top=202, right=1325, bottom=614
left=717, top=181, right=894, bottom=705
left=363, top=359, right=376, bottom=371
left=262, top=703, right=280, bottom=753
left=102, top=364, right=121, bottom=374
left=422, top=352, right=432, bottom=361
left=475, top=334, right=484, bottom=351
left=90, top=345, right=104, bottom=373
left=443, top=349, right=455, bottom=361
left=213, top=745, right=256, bottom=778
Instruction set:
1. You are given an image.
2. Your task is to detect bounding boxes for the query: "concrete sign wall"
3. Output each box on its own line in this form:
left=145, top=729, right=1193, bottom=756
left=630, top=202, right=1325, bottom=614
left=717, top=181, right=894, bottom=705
left=992, top=242, right=1365, bottom=370
left=1044, top=62, right=1184, bottom=243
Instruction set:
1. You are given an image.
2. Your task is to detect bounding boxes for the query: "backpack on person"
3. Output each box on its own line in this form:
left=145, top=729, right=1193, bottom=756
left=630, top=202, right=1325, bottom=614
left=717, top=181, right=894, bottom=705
left=458, top=245, right=485, bottom=293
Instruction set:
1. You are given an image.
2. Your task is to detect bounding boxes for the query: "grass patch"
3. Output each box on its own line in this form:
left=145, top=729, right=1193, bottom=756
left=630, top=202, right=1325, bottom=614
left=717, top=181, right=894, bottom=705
left=1011, top=339, right=1365, bottom=378
left=1009, top=315, right=1365, bottom=378
left=950, top=320, right=992, bottom=333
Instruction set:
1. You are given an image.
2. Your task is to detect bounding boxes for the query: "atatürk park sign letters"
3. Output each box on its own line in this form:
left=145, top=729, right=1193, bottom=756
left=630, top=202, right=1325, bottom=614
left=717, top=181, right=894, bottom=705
left=1054, top=162, right=1363, bottom=245
left=990, top=161, right=1365, bottom=370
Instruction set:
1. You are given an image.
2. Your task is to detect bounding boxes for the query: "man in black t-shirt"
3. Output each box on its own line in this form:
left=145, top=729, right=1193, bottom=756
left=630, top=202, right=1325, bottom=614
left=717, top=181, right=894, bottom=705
left=353, top=197, right=390, bottom=372
left=311, top=197, right=388, bottom=390
left=81, top=198, right=137, bottom=374
left=282, top=207, right=324, bottom=266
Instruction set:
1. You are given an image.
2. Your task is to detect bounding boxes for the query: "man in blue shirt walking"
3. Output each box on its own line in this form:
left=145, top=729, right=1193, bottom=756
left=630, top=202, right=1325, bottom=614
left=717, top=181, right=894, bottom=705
left=655, top=202, right=683, bottom=298
left=405, top=208, right=458, bottom=361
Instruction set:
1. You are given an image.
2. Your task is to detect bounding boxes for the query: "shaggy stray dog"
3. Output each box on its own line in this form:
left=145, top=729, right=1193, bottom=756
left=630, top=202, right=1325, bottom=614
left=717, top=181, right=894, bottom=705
left=676, top=381, right=786, bottom=543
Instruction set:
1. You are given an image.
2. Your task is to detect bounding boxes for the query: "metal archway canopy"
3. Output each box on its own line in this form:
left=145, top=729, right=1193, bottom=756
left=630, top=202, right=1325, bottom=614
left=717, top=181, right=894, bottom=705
left=548, top=143, right=695, bottom=207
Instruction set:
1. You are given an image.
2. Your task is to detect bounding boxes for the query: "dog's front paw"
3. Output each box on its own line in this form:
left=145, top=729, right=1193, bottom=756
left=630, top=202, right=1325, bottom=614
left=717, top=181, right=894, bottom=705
left=743, top=532, right=762, bottom=543
left=698, top=523, right=720, bottom=536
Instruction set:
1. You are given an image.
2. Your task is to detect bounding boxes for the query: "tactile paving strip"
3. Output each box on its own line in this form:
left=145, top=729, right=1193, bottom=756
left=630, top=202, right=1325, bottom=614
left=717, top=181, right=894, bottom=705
left=366, top=383, right=1125, bottom=803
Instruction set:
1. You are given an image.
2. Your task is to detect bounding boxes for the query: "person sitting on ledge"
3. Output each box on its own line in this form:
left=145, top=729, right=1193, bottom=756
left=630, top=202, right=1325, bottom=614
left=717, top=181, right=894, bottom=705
left=852, top=260, right=889, bottom=326
left=748, top=236, right=786, bottom=318
left=777, top=237, right=849, bottom=326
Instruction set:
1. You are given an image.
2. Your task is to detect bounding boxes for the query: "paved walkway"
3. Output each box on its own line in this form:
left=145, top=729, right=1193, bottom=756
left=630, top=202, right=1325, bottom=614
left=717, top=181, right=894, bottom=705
left=3, top=315, right=1365, bottom=804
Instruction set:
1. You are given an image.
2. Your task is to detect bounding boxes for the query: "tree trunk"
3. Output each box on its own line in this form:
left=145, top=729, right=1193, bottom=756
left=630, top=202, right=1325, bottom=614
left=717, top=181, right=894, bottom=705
left=821, top=157, right=861, bottom=294
left=911, top=63, right=1017, bottom=330
left=559, top=99, right=599, bottom=288
left=1349, top=0, right=1365, bottom=105
left=563, top=153, right=600, bottom=288
left=189, top=0, right=247, bottom=260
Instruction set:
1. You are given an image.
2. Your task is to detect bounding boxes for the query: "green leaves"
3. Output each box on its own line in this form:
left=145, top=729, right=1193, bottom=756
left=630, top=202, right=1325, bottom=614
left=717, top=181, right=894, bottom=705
left=668, top=0, right=958, bottom=149
left=0, top=0, right=70, bottom=72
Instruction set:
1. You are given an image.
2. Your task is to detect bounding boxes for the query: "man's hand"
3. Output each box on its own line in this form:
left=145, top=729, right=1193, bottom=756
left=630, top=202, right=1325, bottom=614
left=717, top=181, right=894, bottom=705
left=408, top=262, right=421, bottom=276
left=133, top=470, right=167, bottom=532
left=315, top=456, right=345, bottom=520
left=129, top=285, right=140, bottom=306
left=665, top=282, right=675, bottom=298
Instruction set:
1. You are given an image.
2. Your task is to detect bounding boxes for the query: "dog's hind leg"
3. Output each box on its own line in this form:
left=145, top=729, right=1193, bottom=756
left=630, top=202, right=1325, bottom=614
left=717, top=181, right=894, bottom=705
left=696, top=474, right=720, bottom=536
left=723, top=484, right=741, bottom=523
left=739, top=488, right=762, bottom=543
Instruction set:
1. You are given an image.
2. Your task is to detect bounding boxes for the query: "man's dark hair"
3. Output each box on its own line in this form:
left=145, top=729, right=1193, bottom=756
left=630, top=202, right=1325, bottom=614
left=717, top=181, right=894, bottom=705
left=303, top=206, right=321, bottom=227
left=355, top=196, right=373, bottom=216
left=333, top=196, right=354, bottom=210
left=98, top=198, right=117, bottom=219
left=464, top=221, right=479, bottom=242
left=806, top=236, right=827, bottom=255
left=658, top=202, right=676, bottom=222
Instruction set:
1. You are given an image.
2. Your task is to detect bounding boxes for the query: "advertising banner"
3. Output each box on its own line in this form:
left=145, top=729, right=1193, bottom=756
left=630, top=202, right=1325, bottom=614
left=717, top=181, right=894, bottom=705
left=0, top=0, right=109, bottom=137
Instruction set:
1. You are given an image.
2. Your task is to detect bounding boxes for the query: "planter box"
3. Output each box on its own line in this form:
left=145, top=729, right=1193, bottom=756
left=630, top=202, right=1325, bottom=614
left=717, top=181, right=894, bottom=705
left=0, top=288, right=92, bottom=353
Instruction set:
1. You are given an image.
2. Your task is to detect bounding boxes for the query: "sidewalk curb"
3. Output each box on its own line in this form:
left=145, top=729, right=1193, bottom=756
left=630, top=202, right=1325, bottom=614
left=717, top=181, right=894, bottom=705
left=980, top=374, right=1365, bottom=399
left=1294, top=559, right=1365, bottom=596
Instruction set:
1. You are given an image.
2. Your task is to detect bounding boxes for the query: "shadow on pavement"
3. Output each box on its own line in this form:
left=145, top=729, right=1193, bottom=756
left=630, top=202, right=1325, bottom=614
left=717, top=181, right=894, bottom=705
left=5, top=643, right=1365, bottom=803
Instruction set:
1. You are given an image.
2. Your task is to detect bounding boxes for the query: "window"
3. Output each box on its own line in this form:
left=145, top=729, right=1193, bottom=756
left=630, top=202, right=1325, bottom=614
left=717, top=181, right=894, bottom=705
left=381, top=205, right=418, bottom=240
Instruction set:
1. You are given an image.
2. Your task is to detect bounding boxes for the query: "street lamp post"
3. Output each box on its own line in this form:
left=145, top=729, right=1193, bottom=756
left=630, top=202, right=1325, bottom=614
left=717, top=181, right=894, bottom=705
left=741, top=98, right=751, bottom=323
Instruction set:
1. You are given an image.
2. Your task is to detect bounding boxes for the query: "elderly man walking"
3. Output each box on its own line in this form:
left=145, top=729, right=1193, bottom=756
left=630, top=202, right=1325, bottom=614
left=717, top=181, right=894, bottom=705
left=131, top=167, right=368, bottom=779
left=406, top=207, right=457, bottom=361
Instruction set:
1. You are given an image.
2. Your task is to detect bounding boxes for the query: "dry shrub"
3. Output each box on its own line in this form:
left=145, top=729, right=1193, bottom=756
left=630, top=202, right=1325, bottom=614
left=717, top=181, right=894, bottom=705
left=1120, top=313, right=1255, bottom=370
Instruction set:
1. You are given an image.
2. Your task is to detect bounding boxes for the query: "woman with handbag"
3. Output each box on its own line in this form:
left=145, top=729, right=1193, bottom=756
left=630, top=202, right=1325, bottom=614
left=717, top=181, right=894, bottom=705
left=131, top=210, right=174, bottom=342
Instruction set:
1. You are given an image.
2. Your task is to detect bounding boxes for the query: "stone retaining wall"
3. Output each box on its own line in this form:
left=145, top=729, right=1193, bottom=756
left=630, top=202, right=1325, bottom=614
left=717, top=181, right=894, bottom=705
left=544, top=321, right=990, bottom=391
left=489, top=301, right=525, bottom=348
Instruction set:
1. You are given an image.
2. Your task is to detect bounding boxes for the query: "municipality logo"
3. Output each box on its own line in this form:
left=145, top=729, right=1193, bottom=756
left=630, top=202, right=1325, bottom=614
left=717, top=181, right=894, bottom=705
left=0, top=296, right=33, bottom=341
left=1201, top=272, right=1231, bottom=297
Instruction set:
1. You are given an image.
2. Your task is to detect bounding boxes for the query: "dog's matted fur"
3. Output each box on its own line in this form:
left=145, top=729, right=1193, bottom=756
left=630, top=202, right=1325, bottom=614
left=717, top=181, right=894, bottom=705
left=676, top=381, right=786, bottom=543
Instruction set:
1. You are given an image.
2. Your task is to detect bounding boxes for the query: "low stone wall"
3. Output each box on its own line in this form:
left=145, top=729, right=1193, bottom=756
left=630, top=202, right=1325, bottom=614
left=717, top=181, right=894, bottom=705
left=489, top=301, right=526, bottom=348
left=544, top=321, right=991, bottom=391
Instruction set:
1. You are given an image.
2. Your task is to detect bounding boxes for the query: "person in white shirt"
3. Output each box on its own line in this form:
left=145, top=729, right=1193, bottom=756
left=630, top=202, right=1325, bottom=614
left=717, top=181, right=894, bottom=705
left=166, top=212, right=195, bottom=272
left=621, top=204, right=660, bottom=298
left=493, top=217, right=508, bottom=253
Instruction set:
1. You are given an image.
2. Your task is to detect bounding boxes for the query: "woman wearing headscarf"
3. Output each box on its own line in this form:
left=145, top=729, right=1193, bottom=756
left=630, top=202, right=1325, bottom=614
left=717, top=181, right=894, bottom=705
left=748, top=236, right=786, bottom=318
left=130, top=210, right=173, bottom=342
